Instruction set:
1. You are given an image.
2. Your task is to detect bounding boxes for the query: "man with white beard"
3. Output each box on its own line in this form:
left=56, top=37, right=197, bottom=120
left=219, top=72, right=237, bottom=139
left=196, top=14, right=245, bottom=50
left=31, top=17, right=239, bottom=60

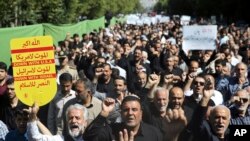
left=27, top=103, right=88, bottom=141
left=143, top=87, right=187, bottom=141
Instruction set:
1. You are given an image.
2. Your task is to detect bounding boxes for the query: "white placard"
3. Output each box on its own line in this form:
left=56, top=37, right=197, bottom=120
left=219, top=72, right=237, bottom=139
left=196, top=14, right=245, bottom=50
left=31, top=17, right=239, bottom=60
left=181, top=15, right=191, bottom=25
left=160, top=16, right=170, bottom=23
left=183, top=25, right=217, bottom=50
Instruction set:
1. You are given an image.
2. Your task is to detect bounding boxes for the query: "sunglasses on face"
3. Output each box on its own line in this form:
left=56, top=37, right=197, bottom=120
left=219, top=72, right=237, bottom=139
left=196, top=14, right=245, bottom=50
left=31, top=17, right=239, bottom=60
left=194, top=81, right=205, bottom=86
left=238, top=98, right=249, bottom=103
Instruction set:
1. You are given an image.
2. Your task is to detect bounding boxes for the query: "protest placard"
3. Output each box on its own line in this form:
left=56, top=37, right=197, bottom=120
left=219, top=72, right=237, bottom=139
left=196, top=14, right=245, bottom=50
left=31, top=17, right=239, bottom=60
left=182, top=25, right=217, bottom=51
left=10, top=36, right=57, bottom=106
left=181, top=15, right=191, bottom=25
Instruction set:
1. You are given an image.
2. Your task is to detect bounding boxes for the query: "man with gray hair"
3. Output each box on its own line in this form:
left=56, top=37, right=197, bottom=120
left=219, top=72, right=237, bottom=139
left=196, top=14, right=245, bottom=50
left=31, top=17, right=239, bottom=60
left=27, top=103, right=88, bottom=141
left=193, top=87, right=231, bottom=141
left=62, top=78, right=102, bottom=137
left=226, top=89, right=250, bottom=125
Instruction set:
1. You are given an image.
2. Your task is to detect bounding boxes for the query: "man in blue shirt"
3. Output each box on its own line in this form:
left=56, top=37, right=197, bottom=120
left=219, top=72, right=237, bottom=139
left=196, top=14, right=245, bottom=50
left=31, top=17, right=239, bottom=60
left=217, top=62, right=250, bottom=102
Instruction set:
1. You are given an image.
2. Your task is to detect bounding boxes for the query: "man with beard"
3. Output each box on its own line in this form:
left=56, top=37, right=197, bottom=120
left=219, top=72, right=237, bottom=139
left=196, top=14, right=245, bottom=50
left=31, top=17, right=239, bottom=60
left=0, top=62, right=12, bottom=102
left=93, top=63, right=115, bottom=96
left=0, top=78, right=25, bottom=130
left=143, top=87, right=187, bottom=141
left=132, top=71, right=149, bottom=100
left=107, top=76, right=128, bottom=123
left=47, top=73, right=76, bottom=135
left=226, top=89, right=250, bottom=125
left=62, top=78, right=102, bottom=135
left=27, top=103, right=88, bottom=141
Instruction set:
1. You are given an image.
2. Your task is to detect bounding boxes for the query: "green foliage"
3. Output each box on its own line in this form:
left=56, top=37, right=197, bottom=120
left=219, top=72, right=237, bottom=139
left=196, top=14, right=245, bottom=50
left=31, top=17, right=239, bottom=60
left=154, top=0, right=250, bottom=22
left=0, top=0, right=142, bottom=27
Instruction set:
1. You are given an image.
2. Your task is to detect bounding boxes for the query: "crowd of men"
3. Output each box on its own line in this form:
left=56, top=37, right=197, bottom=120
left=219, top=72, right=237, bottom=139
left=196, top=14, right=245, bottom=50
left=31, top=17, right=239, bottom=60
left=0, top=16, right=250, bottom=141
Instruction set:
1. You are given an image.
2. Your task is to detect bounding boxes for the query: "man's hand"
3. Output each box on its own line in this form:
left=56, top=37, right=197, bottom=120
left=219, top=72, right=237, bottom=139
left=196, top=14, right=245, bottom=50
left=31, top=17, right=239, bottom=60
left=164, top=108, right=188, bottom=141
left=95, top=67, right=104, bottom=77
left=187, top=72, right=197, bottom=81
left=23, top=102, right=39, bottom=121
left=101, top=98, right=115, bottom=117
left=164, top=74, right=174, bottom=84
left=201, top=88, right=214, bottom=107
left=147, top=73, right=160, bottom=88
left=119, top=129, right=135, bottom=141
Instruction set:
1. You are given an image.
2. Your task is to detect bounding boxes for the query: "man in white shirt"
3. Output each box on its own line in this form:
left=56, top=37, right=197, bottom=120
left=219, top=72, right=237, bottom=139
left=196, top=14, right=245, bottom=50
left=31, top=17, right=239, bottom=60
left=27, top=103, right=88, bottom=141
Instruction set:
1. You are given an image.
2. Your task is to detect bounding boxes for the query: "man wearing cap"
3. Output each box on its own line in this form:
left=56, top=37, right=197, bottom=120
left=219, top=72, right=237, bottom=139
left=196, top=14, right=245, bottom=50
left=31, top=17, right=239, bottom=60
left=57, top=51, right=79, bottom=84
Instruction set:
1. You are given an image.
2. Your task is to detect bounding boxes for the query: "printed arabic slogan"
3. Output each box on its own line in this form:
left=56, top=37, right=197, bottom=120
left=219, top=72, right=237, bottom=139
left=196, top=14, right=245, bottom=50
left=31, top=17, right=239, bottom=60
left=10, top=36, right=57, bottom=106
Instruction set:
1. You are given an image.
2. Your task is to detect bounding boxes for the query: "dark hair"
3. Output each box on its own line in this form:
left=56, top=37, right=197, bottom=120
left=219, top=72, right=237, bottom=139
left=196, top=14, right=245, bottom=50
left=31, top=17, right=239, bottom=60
left=103, top=63, right=112, bottom=70
left=59, top=73, right=73, bottom=83
left=215, top=59, right=226, bottom=66
left=73, top=33, right=79, bottom=38
left=121, top=95, right=141, bottom=110
left=111, top=68, right=120, bottom=79
left=114, top=76, right=127, bottom=85
left=6, top=77, right=14, bottom=85
left=0, top=62, right=7, bottom=71
left=14, top=105, right=29, bottom=117
left=75, top=78, right=95, bottom=94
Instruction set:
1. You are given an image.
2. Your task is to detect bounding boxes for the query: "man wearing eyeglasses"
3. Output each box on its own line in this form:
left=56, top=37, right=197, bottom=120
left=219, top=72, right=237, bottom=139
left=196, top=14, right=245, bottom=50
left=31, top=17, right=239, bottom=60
left=226, top=89, right=250, bottom=125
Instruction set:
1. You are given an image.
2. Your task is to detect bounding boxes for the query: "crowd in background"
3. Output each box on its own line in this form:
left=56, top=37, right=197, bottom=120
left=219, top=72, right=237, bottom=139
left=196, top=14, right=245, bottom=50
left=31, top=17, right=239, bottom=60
left=0, top=16, right=250, bottom=141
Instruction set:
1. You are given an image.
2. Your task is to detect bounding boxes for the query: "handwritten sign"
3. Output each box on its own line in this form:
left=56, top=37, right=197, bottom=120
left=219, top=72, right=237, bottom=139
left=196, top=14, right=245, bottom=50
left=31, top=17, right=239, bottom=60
left=182, top=25, right=217, bottom=51
left=10, top=36, right=57, bottom=106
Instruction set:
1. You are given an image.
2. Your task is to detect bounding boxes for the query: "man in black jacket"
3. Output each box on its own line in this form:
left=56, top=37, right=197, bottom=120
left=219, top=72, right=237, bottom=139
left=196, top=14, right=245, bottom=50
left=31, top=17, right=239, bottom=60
left=84, top=96, right=163, bottom=141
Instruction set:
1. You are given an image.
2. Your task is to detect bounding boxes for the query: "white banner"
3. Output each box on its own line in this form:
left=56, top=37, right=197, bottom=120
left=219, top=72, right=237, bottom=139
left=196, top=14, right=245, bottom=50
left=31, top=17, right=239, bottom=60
left=183, top=25, right=217, bottom=51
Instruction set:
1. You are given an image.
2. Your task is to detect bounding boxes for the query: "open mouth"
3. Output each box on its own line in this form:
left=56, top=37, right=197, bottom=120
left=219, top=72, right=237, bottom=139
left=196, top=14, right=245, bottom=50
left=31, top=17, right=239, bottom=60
left=216, top=125, right=224, bottom=130
left=70, top=125, right=79, bottom=130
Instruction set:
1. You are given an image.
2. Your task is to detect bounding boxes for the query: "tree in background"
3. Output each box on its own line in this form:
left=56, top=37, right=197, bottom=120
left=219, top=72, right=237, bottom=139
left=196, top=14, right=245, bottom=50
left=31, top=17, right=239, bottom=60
left=0, top=0, right=141, bottom=27
left=154, top=0, right=250, bottom=23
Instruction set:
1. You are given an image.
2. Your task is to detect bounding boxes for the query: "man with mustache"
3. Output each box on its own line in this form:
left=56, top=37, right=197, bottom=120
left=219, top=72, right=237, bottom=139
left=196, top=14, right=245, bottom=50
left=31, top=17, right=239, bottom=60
left=27, top=103, right=88, bottom=141
left=193, top=87, right=231, bottom=141
left=226, top=89, right=250, bottom=125
left=84, top=96, right=163, bottom=141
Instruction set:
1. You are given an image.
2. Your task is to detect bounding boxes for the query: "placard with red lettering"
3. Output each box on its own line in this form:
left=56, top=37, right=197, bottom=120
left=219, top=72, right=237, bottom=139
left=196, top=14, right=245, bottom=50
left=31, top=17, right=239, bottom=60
left=10, top=36, right=57, bottom=106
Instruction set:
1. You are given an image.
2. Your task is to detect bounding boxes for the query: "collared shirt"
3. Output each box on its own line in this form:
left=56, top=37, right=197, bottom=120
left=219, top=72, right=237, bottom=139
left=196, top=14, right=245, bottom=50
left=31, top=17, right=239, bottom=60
left=27, top=121, right=64, bottom=141
left=116, top=122, right=163, bottom=141
left=5, top=129, right=28, bottom=141
left=184, top=89, right=223, bottom=106
left=142, top=101, right=168, bottom=141
left=84, top=115, right=163, bottom=141
left=57, top=65, right=79, bottom=84
left=230, top=106, right=250, bottom=125
left=62, top=96, right=102, bottom=137
left=0, top=100, right=24, bottom=130
left=75, top=96, right=102, bottom=122
left=217, top=77, right=250, bottom=102
left=27, top=121, right=84, bottom=141
left=47, top=90, right=76, bottom=134
left=0, top=120, right=8, bottom=140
